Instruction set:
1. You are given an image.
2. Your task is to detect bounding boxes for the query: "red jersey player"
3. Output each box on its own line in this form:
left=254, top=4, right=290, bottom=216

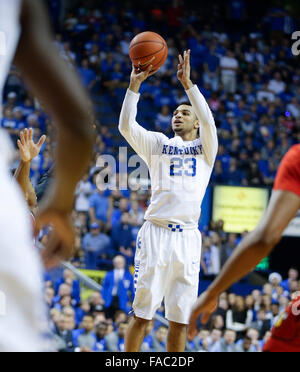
left=263, top=293, right=300, bottom=352
left=189, top=144, right=300, bottom=352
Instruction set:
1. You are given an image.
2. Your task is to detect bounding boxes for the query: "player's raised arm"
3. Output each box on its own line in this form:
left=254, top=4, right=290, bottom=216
left=188, top=189, right=300, bottom=339
left=14, top=0, right=94, bottom=266
left=177, top=50, right=218, bottom=167
left=14, top=128, right=46, bottom=210
left=119, top=61, right=161, bottom=162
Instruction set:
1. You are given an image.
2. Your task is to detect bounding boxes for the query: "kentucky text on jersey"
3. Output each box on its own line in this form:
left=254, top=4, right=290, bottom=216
left=162, top=144, right=203, bottom=156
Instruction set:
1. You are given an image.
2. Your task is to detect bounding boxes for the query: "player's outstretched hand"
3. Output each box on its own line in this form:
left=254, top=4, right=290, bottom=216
left=177, top=50, right=193, bottom=90
left=17, top=128, right=46, bottom=163
left=34, top=195, right=74, bottom=269
left=188, top=290, right=219, bottom=340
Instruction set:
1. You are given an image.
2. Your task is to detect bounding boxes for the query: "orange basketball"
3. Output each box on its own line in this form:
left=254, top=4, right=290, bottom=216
left=129, top=31, right=168, bottom=74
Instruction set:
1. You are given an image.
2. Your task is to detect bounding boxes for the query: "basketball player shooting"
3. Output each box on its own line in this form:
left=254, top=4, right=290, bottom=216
left=188, top=144, right=300, bottom=352
left=119, top=50, right=218, bottom=352
left=0, top=0, right=93, bottom=351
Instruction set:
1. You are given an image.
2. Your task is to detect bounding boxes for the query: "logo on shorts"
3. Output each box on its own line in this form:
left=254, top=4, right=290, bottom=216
left=0, top=31, right=7, bottom=56
left=0, top=291, right=6, bottom=316
left=137, top=237, right=142, bottom=249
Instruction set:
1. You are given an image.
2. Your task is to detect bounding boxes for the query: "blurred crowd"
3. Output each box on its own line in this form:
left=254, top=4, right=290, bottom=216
left=1, top=0, right=300, bottom=352
left=47, top=266, right=300, bottom=352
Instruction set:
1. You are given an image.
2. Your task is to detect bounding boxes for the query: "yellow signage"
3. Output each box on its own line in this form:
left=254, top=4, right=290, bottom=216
left=212, top=186, right=269, bottom=233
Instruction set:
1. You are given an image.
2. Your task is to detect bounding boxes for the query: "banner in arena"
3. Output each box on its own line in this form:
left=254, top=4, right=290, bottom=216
left=283, top=210, right=300, bottom=237
left=212, top=186, right=269, bottom=233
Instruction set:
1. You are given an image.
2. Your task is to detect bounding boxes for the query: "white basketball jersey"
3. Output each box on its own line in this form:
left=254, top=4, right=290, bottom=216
left=0, top=0, right=22, bottom=164
left=119, top=85, right=218, bottom=229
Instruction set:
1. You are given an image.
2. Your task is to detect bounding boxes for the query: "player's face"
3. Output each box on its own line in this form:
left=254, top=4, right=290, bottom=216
left=172, top=105, right=198, bottom=135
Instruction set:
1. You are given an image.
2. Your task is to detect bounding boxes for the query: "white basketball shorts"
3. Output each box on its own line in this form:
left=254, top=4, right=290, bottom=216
left=0, top=158, right=48, bottom=352
left=132, top=221, right=202, bottom=325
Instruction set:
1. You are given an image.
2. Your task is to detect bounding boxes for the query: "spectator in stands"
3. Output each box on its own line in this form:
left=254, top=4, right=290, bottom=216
left=221, top=233, right=237, bottom=267
left=111, top=212, right=135, bottom=264
left=89, top=292, right=105, bottom=313
left=50, top=308, right=61, bottom=332
left=226, top=296, right=253, bottom=338
left=281, top=267, right=299, bottom=292
left=203, top=46, right=220, bottom=92
left=82, top=223, right=112, bottom=269
left=53, top=314, right=76, bottom=353
left=114, top=310, right=128, bottom=327
left=53, top=283, right=75, bottom=307
left=220, top=50, right=239, bottom=93
left=75, top=173, right=94, bottom=213
left=236, top=336, right=256, bottom=352
left=105, top=321, right=129, bottom=352
left=155, top=105, right=172, bottom=132
left=245, top=328, right=262, bottom=352
left=94, top=322, right=108, bottom=352
left=45, top=287, right=55, bottom=309
left=74, top=315, right=97, bottom=352
left=270, top=302, right=281, bottom=326
left=102, top=255, right=134, bottom=319
left=210, top=329, right=237, bottom=352
left=201, top=236, right=220, bottom=276
left=194, top=328, right=210, bottom=352
left=59, top=41, right=76, bottom=67
left=78, top=59, right=97, bottom=92
left=89, top=189, right=110, bottom=225
left=55, top=269, right=80, bottom=306
left=268, top=72, right=286, bottom=95
left=141, top=319, right=155, bottom=352
left=152, top=325, right=168, bottom=352
left=250, top=307, right=272, bottom=340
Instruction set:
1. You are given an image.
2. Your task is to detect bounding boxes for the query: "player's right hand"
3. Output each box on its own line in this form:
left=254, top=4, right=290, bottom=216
left=131, top=57, right=155, bottom=81
left=188, top=290, right=219, bottom=340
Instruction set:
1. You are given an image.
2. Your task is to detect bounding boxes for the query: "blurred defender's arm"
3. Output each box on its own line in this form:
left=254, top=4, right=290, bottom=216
left=15, top=0, right=94, bottom=211
left=205, top=190, right=300, bottom=298
left=13, top=0, right=94, bottom=266
left=188, top=189, right=300, bottom=338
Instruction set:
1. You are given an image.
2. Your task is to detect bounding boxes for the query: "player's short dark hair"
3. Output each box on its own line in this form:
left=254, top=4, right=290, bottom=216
left=176, top=101, right=192, bottom=108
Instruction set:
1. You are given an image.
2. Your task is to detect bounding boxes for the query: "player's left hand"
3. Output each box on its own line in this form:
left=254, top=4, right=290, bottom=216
left=17, top=128, right=46, bottom=163
left=188, top=290, right=219, bottom=339
left=177, top=49, right=192, bottom=87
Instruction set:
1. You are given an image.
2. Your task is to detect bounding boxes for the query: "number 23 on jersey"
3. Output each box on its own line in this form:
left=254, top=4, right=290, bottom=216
left=170, top=157, right=197, bottom=177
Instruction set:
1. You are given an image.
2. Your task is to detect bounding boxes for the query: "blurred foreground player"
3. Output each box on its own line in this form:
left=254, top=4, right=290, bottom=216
left=189, top=144, right=300, bottom=352
left=0, top=0, right=93, bottom=351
